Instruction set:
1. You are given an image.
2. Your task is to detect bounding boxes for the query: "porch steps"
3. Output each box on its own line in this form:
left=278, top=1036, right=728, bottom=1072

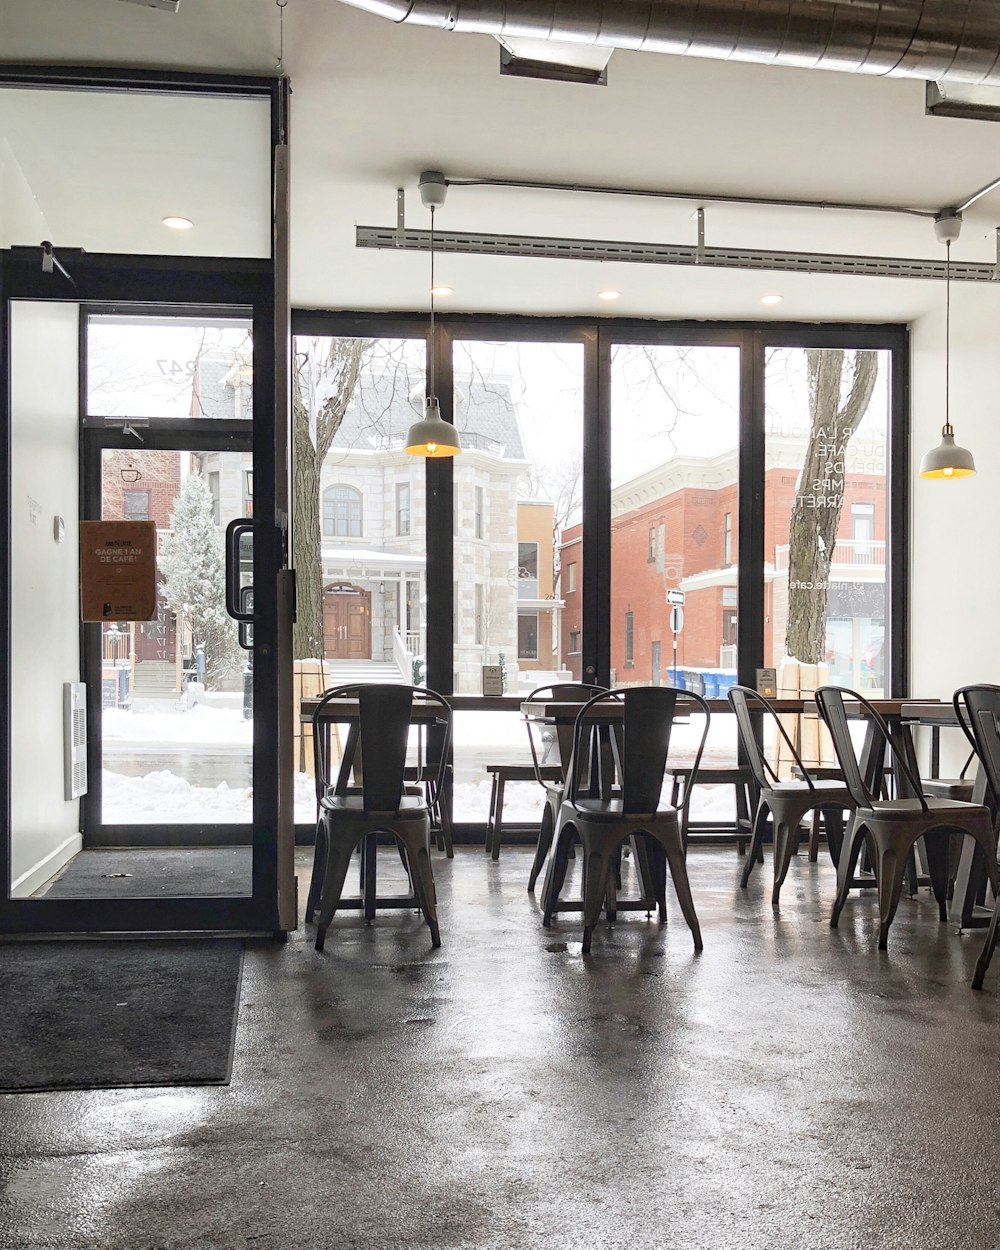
left=131, top=661, right=179, bottom=699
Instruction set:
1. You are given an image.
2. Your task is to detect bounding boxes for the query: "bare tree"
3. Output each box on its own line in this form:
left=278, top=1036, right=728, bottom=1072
left=784, top=349, right=878, bottom=665
left=292, top=338, right=368, bottom=658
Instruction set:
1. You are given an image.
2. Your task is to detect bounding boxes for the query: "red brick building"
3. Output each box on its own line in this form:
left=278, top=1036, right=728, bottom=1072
left=560, top=436, right=887, bottom=689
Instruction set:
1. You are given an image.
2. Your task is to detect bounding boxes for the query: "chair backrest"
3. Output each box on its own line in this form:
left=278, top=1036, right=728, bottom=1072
left=312, top=683, right=452, bottom=814
left=954, top=684, right=1000, bottom=808
left=522, top=682, right=607, bottom=786
left=814, top=686, right=926, bottom=812
left=728, top=684, right=814, bottom=792
left=568, top=686, right=711, bottom=816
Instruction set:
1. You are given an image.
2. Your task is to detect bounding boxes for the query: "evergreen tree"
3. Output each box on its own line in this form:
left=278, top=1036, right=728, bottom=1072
left=159, top=473, right=243, bottom=689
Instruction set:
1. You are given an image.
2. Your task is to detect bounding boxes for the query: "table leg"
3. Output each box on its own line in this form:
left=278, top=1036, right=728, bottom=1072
left=949, top=769, right=994, bottom=927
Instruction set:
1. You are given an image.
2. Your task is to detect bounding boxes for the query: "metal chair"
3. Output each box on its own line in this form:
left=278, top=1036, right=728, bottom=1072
left=815, top=686, right=999, bottom=951
left=522, top=682, right=607, bottom=891
left=728, top=685, right=853, bottom=904
left=952, top=685, right=1000, bottom=990
left=541, top=686, right=710, bottom=954
left=309, top=683, right=452, bottom=951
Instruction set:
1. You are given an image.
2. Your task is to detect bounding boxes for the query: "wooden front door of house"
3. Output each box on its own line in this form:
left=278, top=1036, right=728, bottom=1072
left=323, top=584, right=372, bottom=660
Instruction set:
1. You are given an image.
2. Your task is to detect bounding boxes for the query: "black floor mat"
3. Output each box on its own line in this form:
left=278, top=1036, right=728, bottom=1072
left=0, top=939, right=244, bottom=1092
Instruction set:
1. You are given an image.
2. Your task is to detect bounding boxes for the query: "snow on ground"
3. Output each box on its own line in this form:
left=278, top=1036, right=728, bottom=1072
left=101, top=706, right=739, bottom=825
left=103, top=704, right=253, bottom=746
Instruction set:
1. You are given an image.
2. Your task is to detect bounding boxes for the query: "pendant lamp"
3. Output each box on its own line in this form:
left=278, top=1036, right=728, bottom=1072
left=405, top=171, right=461, bottom=458
left=920, top=214, right=976, bottom=479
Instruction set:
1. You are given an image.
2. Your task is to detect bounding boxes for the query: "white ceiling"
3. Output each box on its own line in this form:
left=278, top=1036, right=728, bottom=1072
left=4, top=0, right=1000, bottom=323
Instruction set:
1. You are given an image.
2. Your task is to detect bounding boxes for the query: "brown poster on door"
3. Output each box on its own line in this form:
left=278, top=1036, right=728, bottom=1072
left=80, top=520, right=158, bottom=621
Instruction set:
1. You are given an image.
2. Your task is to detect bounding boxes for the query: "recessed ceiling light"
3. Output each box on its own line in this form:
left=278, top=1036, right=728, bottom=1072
left=598, top=289, right=621, bottom=301
left=760, top=294, right=783, bottom=305
left=162, top=215, right=193, bottom=230
left=430, top=285, right=453, bottom=296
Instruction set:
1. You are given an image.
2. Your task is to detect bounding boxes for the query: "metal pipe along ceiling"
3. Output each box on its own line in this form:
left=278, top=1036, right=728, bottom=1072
left=338, top=0, right=1000, bottom=87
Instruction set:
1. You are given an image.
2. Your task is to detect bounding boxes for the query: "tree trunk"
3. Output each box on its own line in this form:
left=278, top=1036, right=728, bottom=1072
left=785, top=349, right=878, bottom=665
left=291, top=338, right=368, bottom=660
left=292, top=377, right=324, bottom=659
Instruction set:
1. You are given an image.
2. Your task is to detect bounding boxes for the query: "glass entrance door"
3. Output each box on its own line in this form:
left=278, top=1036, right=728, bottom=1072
left=93, top=448, right=254, bottom=842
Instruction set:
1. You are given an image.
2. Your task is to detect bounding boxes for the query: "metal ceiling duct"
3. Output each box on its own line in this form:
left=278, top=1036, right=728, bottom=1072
left=337, top=1, right=1000, bottom=87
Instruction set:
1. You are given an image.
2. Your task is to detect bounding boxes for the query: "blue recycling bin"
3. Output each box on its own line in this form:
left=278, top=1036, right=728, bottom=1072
left=667, top=667, right=687, bottom=689
left=702, top=671, right=720, bottom=698
left=684, top=670, right=705, bottom=697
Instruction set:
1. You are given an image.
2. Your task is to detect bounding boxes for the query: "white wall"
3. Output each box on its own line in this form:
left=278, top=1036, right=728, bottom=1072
left=0, top=136, right=48, bottom=246
left=910, top=286, right=1000, bottom=703
left=9, top=301, right=82, bottom=897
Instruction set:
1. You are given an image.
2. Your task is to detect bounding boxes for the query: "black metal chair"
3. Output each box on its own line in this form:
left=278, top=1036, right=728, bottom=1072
left=309, top=683, right=452, bottom=951
left=815, top=686, right=999, bottom=951
left=522, top=682, right=607, bottom=891
left=728, top=685, right=852, bottom=904
left=953, top=685, right=1000, bottom=990
left=541, top=686, right=710, bottom=954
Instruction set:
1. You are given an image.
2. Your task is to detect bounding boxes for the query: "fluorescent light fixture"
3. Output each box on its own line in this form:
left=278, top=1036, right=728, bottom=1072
left=598, top=289, right=621, bottom=301
left=162, top=215, right=194, bottom=230
left=926, top=80, right=1000, bottom=123
left=760, top=294, right=783, bottom=305
left=498, top=36, right=613, bottom=85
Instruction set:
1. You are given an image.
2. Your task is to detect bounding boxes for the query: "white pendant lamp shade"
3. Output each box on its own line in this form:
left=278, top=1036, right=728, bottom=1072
left=404, top=396, right=461, bottom=457
left=405, top=175, right=461, bottom=459
left=919, top=425, right=976, bottom=478
left=921, top=224, right=975, bottom=480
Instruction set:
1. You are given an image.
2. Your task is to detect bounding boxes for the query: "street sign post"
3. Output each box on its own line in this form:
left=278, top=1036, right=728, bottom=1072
left=666, top=588, right=685, bottom=607
left=668, top=601, right=684, bottom=685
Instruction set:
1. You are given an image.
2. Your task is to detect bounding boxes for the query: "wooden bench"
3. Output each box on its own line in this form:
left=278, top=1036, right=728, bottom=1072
left=485, top=763, right=563, bottom=860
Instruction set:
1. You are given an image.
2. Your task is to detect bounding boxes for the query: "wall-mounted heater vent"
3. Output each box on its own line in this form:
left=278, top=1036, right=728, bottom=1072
left=64, top=682, right=88, bottom=801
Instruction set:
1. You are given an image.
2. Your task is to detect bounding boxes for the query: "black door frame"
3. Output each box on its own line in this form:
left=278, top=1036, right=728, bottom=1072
left=0, top=253, right=281, bottom=934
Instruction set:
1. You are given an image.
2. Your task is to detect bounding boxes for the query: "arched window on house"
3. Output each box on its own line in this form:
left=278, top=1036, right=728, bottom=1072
left=323, top=484, right=363, bottom=537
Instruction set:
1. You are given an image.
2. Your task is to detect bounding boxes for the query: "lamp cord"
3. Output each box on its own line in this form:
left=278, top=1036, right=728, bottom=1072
left=429, top=204, right=437, bottom=400
left=945, top=239, right=952, bottom=435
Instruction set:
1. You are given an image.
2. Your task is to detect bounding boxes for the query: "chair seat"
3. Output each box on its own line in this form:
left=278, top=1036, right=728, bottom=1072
left=320, top=793, right=429, bottom=821
left=862, top=796, right=989, bottom=820
left=767, top=779, right=852, bottom=798
left=920, top=777, right=975, bottom=801
left=563, top=798, right=679, bottom=824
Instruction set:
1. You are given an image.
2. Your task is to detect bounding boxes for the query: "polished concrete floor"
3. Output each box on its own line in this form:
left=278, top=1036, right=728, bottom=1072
left=1, top=845, right=997, bottom=1250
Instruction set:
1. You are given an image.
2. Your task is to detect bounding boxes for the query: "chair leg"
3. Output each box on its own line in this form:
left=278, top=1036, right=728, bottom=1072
left=660, top=833, right=703, bottom=951
left=490, top=776, right=506, bottom=862
left=528, top=802, right=555, bottom=892
left=921, top=829, right=952, bottom=923
left=740, top=801, right=769, bottom=888
left=642, top=837, right=668, bottom=923
left=542, top=821, right=575, bottom=926
left=306, top=819, right=328, bottom=923
left=437, top=786, right=454, bottom=859
left=807, top=812, right=820, bottom=863
left=314, top=834, right=360, bottom=952
left=581, top=844, right=615, bottom=954
left=771, top=817, right=802, bottom=906
left=401, top=835, right=441, bottom=948
left=485, top=773, right=499, bottom=855
left=871, top=839, right=909, bottom=950
left=972, top=897, right=1000, bottom=990
left=831, top=821, right=869, bottom=929
left=822, top=807, right=845, bottom=868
